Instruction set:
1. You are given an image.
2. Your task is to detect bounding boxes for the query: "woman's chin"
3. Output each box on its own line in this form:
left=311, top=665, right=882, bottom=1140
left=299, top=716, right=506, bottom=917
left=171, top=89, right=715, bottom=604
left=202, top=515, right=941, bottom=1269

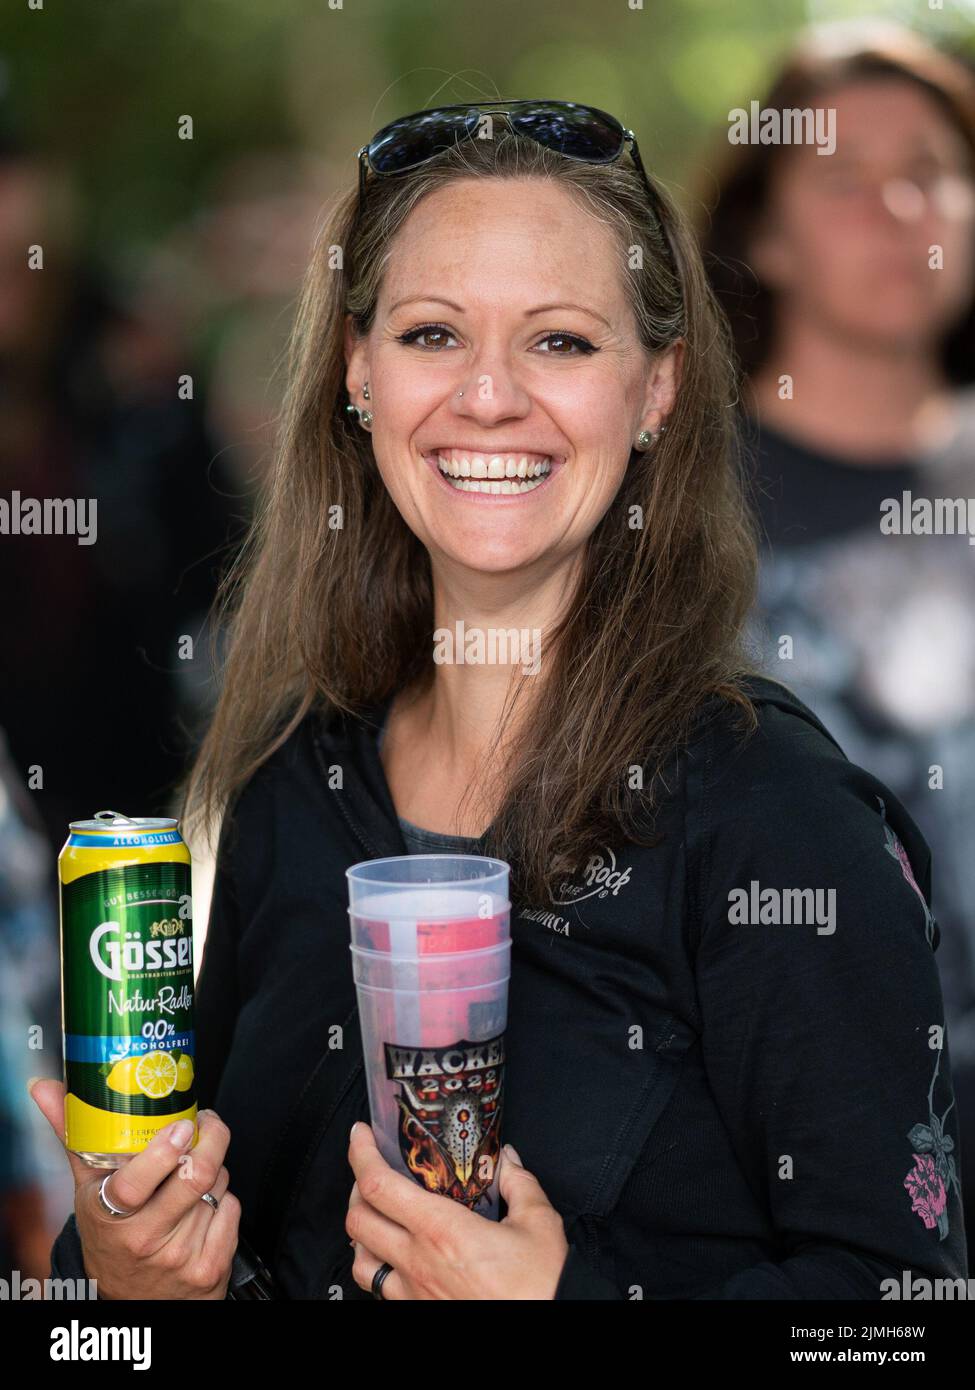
left=432, top=542, right=550, bottom=576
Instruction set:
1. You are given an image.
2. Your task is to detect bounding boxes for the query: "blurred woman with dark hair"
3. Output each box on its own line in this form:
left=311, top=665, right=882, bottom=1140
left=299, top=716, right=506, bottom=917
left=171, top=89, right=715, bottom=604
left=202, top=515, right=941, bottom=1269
left=699, top=19, right=975, bottom=1252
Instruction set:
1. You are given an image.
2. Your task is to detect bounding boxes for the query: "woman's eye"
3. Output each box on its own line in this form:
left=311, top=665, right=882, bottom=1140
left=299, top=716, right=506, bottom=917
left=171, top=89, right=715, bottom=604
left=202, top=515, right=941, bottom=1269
left=904, top=160, right=950, bottom=191
left=397, top=324, right=456, bottom=350
left=396, top=325, right=596, bottom=355
left=535, top=332, right=597, bottom=355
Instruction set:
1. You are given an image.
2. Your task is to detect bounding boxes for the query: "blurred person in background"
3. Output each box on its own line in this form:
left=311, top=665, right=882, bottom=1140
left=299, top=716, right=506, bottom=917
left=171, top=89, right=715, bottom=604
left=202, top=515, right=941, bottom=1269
left=0, top=122, right=242, bottom=854
left=0, top=724, right=65, bottom=1280
left=699, top=19, right=975, bottom=1251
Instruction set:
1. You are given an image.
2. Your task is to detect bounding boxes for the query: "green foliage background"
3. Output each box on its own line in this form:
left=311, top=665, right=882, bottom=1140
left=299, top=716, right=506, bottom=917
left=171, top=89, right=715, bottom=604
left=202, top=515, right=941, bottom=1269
left=3, top=0, right=973, bottom=259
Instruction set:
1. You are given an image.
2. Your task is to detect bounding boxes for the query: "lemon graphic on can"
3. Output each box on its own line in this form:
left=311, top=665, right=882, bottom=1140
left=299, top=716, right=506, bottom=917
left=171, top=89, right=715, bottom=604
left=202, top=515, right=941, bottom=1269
left=105, top=1056, right=142, bottom=1095
left=175, top=1054, right=194, bottom=1092
left=134, top=1051, right=178, bottom=1099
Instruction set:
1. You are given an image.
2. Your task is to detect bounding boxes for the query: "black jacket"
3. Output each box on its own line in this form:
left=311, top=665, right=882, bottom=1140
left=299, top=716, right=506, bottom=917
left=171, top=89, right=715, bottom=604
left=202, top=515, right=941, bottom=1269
left=50, top=675, right=969, bottom=1298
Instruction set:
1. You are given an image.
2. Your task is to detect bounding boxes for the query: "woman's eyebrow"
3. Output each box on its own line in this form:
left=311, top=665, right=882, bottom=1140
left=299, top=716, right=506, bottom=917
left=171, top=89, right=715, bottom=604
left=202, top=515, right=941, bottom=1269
left=388, top=295, right=465, bottom=314
left=527, top=302, right=613, bottom=329
left=388, top=294, right=612, bottom=329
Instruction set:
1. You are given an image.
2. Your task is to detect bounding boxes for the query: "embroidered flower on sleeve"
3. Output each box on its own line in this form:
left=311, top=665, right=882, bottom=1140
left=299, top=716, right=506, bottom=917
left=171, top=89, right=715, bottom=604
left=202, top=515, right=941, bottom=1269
left=877, top=796, right=936, bottom=948
left=904, top=1154, right=947, bottom=1233
left=904, top=1047, right=961, bottom=1241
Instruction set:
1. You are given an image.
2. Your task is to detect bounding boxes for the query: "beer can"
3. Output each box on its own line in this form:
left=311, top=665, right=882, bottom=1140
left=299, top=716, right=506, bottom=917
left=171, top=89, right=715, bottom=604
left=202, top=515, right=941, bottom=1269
left=58, top=809, right=197, bottom=1168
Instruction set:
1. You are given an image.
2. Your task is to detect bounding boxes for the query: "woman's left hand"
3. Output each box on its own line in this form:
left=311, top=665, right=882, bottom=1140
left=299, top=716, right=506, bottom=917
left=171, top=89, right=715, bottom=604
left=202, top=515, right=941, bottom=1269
left=346, top=1122, right=569, bottom=1299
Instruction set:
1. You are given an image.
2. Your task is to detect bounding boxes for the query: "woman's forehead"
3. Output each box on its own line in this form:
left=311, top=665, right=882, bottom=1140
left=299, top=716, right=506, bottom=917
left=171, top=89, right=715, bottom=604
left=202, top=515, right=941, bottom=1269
left=814, top=77, right=968, bottom=152
left=379, top=182, right=627, bottom=305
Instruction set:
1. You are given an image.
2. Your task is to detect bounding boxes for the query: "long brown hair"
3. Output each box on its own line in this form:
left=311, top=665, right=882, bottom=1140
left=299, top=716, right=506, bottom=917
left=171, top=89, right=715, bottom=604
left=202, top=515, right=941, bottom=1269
left=180, top=118, right=760, bottom=903
left=698, top=23, right=975, bottom=384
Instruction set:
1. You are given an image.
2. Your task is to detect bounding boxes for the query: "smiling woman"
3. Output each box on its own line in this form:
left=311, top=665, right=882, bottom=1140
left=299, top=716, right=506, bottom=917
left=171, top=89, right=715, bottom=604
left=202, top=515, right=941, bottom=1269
left=347, top=172, right=686, bottom=588
left=190, top=102, right=752, bottom=881
left=40, top=101, right=968, bottom=1302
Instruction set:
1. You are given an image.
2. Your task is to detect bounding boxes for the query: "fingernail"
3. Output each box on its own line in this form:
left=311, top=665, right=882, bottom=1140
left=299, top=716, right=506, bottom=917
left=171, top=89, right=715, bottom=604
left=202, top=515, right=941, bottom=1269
left=350, top=1122, right=358, bottom=1140
left=167, top=1119, right=195, bottom=1148
left=25, top=1076, right=43, bottom=1098
left=503, top=1143, right=523, bottom=1166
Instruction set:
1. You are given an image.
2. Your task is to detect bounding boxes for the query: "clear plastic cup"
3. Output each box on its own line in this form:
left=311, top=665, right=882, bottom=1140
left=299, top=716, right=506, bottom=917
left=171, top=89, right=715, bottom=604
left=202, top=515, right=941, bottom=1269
left=347, top=855, right=511, bottom=1219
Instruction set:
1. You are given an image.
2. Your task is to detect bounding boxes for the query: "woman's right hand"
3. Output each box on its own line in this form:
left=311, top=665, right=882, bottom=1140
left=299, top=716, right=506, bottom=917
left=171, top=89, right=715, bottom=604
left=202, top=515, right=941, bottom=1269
left=29, top=1078, right=241, bottom=1300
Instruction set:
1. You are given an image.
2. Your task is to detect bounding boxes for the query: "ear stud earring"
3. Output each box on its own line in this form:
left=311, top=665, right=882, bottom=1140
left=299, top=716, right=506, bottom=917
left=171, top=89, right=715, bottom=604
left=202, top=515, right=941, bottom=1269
left=345, top=380, right=373, bottom=431
left=634, top=423, right=668, bottom=451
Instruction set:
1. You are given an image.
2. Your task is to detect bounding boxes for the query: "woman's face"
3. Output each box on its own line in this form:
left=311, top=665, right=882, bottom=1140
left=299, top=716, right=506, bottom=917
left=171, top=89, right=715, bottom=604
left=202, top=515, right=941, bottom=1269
left=751, top=78, right=975, bottom=350
left=345, top=177, right=679, bottom=579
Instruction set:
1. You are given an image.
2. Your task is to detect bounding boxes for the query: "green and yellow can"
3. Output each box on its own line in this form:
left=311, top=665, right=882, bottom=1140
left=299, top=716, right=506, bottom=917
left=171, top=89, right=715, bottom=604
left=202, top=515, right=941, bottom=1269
left=58, top=810, right=197, bottom=1168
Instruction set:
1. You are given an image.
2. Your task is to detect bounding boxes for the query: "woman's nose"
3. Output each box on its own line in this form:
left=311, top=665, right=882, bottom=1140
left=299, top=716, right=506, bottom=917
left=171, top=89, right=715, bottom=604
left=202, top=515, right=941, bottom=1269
left=449, top=356, right=532, bottom=420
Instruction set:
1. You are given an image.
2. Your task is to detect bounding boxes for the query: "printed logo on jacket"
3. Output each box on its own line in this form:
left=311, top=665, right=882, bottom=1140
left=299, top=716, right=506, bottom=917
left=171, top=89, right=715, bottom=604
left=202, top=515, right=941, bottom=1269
left=549, top=847, right=633, bottom=905
left=516, top=846, right=634, bottom=938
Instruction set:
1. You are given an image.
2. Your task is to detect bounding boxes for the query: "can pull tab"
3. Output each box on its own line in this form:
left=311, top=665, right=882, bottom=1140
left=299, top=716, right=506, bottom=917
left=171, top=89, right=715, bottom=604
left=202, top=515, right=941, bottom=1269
left=93, top=810, right=138, bottom=825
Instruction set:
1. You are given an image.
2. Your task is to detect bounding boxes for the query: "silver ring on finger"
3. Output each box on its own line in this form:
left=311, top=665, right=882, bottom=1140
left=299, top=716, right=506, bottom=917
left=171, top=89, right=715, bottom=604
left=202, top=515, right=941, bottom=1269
left=97, top=1172, right=136, bottom=1218
left=200, top=1191, right=219, bottom=1212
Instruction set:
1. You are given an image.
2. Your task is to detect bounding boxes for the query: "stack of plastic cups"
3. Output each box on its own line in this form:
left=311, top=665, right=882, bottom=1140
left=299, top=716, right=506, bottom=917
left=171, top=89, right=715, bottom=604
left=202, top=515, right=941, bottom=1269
left=347, top=855, right=511, bottom=1219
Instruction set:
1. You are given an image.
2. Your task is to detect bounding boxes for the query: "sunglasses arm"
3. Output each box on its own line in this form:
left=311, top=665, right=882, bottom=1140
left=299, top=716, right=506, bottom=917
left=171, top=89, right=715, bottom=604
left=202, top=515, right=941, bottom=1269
left=625, top=133, right=681, bottom=279
left=356, top=145, right=370, bottom=219
left=625, top=133, right=656, bottom=206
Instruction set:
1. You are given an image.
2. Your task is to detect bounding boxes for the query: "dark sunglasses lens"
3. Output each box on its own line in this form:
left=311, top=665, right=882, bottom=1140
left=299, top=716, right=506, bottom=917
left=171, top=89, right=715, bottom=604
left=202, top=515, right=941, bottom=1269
left=368, top=109, right=480, bottom=174
left=510, top=102, right=623, bottom=162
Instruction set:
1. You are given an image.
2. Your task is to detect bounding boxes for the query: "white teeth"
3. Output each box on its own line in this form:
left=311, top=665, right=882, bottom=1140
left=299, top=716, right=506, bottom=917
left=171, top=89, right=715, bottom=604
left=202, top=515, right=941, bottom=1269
left=434, top=451, right=553, bottom=492
left=437, top=474, right=548, bottom=494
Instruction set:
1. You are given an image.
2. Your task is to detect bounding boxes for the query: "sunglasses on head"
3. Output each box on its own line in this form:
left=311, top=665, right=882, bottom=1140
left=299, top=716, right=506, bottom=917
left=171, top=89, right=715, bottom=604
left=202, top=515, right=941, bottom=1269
left=356, top=99, right=679, bottom=280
